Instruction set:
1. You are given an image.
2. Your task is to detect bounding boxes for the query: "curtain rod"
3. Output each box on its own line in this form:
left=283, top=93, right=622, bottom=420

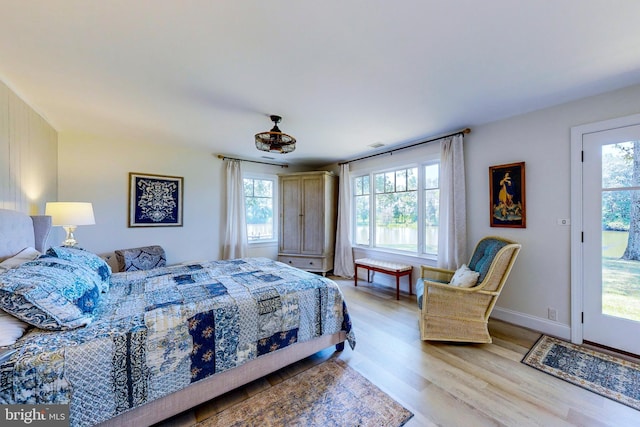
left=338, top=128, right=471, bottom=165
left=216, top=154, right=289, bottom=168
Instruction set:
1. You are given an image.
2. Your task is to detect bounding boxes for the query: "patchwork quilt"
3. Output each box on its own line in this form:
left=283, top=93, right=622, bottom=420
left=0, top=258, right=354, bottom=427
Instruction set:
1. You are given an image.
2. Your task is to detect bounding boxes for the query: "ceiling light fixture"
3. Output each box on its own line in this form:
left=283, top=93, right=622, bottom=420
left=255, top=115, right=296, bottom=154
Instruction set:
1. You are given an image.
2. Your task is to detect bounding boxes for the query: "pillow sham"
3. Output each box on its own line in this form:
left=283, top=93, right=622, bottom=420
left=47, top=246, right=112, bottom=293
left=449, top=264, right=480, bottom=288
left=0, top=247, right=40, bottom=273
left=0, top=309, right=29, bottom=346
left=0, top=257, right=102, bottom=330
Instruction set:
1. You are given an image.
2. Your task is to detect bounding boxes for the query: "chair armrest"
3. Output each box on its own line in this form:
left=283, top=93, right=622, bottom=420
left=420, top=265, right=455, bottom=283
left=422, top=278, right=499, bottom=295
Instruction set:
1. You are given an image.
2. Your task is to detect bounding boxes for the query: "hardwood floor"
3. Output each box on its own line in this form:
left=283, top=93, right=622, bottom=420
left=158, top=277, right=640, bottom=427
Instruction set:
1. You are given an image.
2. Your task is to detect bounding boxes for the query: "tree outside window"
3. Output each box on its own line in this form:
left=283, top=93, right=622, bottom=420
left=354, top=175, right=370, bottom=245
left=375, top=167, right=418, bottom=252
left=424, top=163, right=439, bottom=255
left=354, top=163, right=439, bottom=256
left=244, top=177, right=275, bottom=242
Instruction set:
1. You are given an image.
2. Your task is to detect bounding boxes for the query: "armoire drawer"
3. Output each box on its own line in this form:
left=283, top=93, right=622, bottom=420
left=278, top=255, right=327, bottom=271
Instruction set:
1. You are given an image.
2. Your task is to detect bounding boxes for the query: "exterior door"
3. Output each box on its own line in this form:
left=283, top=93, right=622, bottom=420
left=582, top=124, right=640, bottom=355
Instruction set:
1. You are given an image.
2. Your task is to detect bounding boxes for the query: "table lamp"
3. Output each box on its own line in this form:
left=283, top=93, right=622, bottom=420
left=45, top=202, right=95, bottom=247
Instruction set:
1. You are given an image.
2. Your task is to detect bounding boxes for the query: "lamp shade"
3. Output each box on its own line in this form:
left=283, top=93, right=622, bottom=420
left=45, top=202, right=95, bottom=226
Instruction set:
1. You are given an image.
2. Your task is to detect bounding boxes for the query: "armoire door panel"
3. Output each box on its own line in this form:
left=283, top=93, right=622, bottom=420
left=302, top=177, right=323, bottom=254
left=280, top=178, right=301, bottom=253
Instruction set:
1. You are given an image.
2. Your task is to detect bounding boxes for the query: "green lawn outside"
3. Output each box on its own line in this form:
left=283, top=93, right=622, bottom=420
left=602, top=231, right=640, bottom=321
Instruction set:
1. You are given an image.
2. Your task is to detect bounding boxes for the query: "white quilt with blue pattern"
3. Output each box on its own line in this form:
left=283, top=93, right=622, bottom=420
left=0, top=258, right=354, bottom=427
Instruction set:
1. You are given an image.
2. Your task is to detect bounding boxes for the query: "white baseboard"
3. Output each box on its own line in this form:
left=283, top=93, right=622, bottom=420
left=491, top=306, right=571, bottom=340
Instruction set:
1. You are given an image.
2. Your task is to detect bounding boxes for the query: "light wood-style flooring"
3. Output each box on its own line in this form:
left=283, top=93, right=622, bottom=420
left=158, top=277, right=640, bottom=427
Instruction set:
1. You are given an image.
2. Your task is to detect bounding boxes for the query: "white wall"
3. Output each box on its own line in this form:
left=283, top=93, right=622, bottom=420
left=0, top=81, right=57, bottom=214
left=57, top=132, right=221, bottom=264
left=466, top=83, right=640, bottom=338
left=57, top=132, right=299, bottom=265
left=342, top=83, right=640, bottom=339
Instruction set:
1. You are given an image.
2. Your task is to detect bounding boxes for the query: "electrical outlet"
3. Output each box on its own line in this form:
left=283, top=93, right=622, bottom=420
left=548, top=307, right=558, bottom=321
left=557, top=218, right=571, bottom=225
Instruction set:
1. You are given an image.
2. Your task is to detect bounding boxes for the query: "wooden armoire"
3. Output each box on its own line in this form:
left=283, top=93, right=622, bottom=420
left=278, top=171, right=337, bottom=275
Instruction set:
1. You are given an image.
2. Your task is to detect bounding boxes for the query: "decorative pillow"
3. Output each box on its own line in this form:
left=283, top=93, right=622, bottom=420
left=449, top=264, right=480, bottom=288
left=0, top=257, right=102, bottom=330
left=0, top=309, right=30, bottom=346
left=115, top=245, right=166, bottom=272
left=0, top=247, right=41, bottom=273
left=47, top=246, right=112, bottom=293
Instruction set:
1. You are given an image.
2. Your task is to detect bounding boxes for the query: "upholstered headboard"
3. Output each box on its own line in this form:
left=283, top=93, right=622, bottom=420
left=0, top=209, right=52, bottom=261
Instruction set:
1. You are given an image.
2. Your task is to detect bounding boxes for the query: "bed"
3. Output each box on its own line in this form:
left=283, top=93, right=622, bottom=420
left=0, top=209, right=355, bottom=427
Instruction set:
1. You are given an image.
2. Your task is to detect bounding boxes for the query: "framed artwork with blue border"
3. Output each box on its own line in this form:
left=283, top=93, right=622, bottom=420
left=128, top=172, right=183, bottom=227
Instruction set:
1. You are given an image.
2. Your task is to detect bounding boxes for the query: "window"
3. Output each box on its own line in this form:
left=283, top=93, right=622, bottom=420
left=354, top=175, right=370, bottom=245
left=375, top=167, right=418, bottom=251
left=243, top=176, right=277, bottom=243
left=424, top=163, right=439, bottom=254
left=353, top=162, right=439, bottom=256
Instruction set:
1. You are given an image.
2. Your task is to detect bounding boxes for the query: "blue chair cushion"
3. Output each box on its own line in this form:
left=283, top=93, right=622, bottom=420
left=416, top=277, right=425, bottom=309
left=468, top=238, right=507, bottom=282
left=416, top=276, right=449, bottom=310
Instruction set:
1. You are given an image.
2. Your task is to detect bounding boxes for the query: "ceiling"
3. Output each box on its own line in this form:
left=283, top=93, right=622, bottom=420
left=2, top=1, right=640, bottom=167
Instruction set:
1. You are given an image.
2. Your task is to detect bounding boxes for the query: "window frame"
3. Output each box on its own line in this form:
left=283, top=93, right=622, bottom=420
left=243, top=172, right=278, bottom=245
left=352, top=157, right=440, bottom=259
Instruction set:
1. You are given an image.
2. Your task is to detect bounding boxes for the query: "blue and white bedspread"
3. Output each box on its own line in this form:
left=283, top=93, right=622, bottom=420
left=0, top=257, right=355, bottom=426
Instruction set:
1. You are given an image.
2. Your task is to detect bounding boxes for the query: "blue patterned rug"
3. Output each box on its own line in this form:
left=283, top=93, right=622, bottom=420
left=522, top=335, right=640, bottom=411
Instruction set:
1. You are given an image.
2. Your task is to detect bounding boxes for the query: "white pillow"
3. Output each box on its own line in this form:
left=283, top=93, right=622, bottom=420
left=0, top=247, right=41, bottom=272
left=0, top=310, right=29, bottom=346
left=449, top=264, right=480, bottom=288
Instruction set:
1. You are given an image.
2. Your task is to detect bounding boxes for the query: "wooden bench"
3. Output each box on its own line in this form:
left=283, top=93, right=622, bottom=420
left=354, top=258, right=413, bottom=300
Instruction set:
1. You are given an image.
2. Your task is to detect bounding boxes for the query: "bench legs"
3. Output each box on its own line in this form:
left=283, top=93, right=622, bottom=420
left=354, top=264, right=412, bottom=300
left=353, top=266, right=373, bottom=287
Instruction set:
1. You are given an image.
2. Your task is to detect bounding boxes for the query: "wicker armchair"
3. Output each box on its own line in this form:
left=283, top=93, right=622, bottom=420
left=417, top=236, right=521, bottom=343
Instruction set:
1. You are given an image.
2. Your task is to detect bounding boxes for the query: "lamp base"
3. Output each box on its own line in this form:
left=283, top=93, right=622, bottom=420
left=62, top=225, right=78, bottom=247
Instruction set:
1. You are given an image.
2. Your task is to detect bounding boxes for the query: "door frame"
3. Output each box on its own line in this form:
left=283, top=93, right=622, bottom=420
left=570, top=112, right=640, bottom=345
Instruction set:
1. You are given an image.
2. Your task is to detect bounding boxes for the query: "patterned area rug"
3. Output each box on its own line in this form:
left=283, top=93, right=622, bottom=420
left=197, top=359, right=414, bottom=426
left=522, top=335, right=640, bottom=411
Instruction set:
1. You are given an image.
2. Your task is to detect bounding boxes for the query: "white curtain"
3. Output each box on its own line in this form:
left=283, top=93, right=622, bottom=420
left=222, top=160, right=248, bottom=259
left=437, top=134, right=467, bottom=270
left=333, top=163, right=355, bottom=278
